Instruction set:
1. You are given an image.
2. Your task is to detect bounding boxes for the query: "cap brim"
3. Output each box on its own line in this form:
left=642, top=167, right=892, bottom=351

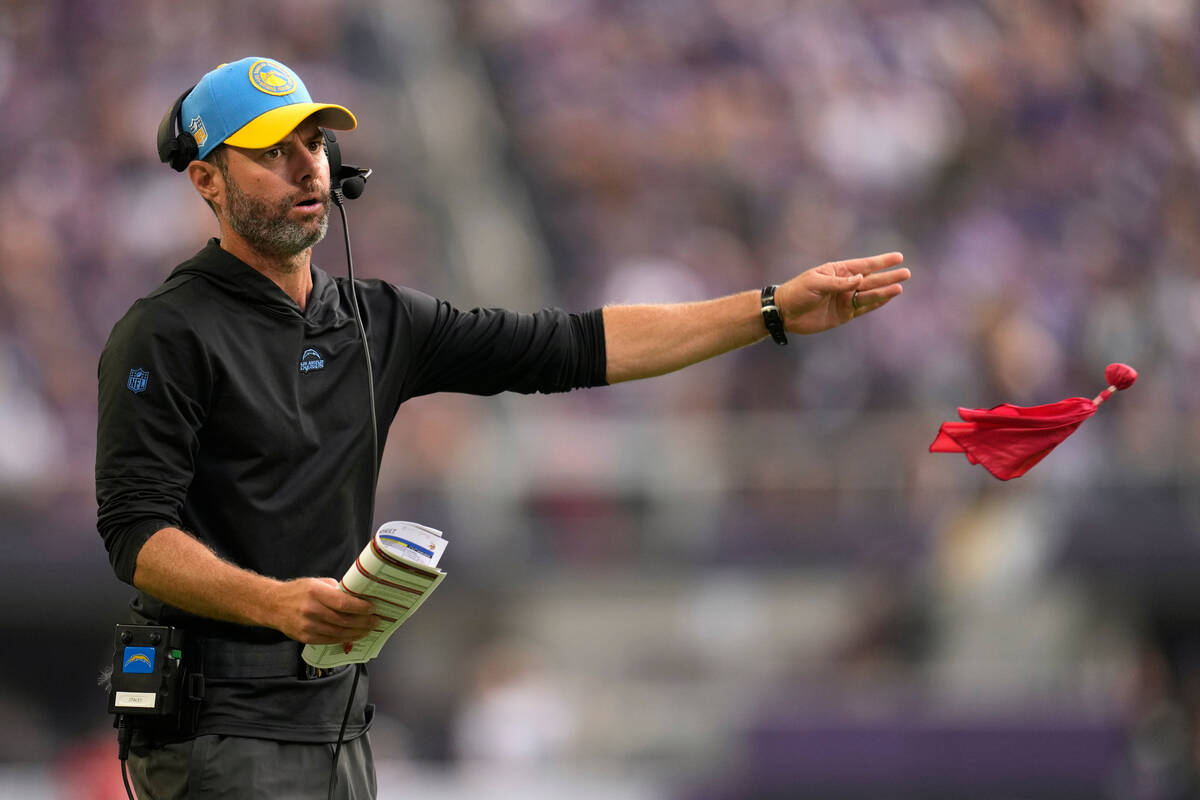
left=223, top=103, right=357, bottom=149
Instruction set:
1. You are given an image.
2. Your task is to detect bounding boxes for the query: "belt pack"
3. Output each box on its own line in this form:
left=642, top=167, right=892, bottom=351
left=109, top=619, right=350, bottom=747
left=108, top=624, right=204, bottom=741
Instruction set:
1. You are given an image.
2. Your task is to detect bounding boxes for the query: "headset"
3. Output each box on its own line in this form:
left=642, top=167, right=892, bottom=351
left=156, top=84, right=199, bottom=172
left=322, top=128, right=371, bottom=202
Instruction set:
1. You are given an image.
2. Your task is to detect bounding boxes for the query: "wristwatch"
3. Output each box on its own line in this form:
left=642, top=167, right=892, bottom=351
left=760, top=285, right=787, bottom=345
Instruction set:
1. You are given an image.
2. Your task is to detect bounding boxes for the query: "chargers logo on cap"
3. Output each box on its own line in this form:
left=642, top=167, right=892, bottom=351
left=249, top=60, right=296, bottom=96
left=187, top=115, right=208, bottom=147
left=122, top=646, right=156, bottom=674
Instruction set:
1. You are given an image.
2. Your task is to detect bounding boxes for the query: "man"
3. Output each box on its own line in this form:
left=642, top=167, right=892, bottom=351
left=96, top=57, right=909, bottom=798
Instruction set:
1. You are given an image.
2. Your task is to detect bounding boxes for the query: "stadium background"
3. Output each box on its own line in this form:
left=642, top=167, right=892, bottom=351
left=2, top=0, right=1200, bottom=797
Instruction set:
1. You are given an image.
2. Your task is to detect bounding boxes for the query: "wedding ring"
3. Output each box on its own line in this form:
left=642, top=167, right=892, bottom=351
left=852, top=289, right=860, bottom=309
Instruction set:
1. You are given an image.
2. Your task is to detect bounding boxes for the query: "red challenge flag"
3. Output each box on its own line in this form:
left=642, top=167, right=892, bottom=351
left=929, top=363, right=1138, bottom=480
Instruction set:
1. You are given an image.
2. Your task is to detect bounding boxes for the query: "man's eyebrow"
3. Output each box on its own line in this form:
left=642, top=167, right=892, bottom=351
left=246, top=140, right=285, bottom=155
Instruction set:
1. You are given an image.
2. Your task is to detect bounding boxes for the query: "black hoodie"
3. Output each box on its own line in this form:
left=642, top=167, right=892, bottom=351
left=96, top=238, right=606, bottom=739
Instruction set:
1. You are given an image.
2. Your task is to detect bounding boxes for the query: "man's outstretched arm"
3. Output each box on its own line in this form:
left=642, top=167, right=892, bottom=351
left=604, top=252, right=908, bottom=383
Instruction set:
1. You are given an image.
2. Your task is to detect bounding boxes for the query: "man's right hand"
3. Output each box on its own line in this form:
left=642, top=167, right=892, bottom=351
left=133, top=527, right=381, bottom=644
left=268, top=577, right=381, bottom=644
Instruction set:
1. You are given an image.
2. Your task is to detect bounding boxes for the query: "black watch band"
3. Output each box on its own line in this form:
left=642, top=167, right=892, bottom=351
left=760, top=285, right=788, bottom=346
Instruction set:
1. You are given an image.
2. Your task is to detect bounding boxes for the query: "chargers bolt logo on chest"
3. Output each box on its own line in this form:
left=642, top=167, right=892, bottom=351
left=299, top=348, right=325, bottom=373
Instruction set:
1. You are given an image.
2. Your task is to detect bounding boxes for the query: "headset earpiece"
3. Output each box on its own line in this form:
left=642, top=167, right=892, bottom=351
left=321, top=128, right=371, bottom=203
left=157, top=84, right=199, bottom=172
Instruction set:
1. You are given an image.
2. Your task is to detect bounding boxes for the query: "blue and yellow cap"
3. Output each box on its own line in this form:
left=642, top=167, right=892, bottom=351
left=181, top=57, right=356, bottom=160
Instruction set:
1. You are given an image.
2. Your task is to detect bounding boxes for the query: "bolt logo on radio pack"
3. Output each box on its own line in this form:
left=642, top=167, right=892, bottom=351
left=122, top=646, right=156, bottom=674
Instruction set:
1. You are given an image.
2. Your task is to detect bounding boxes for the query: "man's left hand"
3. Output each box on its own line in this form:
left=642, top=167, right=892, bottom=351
left=776, top=252, right=909, bottom=335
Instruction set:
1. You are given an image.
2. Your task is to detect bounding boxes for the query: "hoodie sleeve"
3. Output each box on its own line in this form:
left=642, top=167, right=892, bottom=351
left=373, top=286, right=607, bottom=402
left=96, top=299, right=211, bottom=584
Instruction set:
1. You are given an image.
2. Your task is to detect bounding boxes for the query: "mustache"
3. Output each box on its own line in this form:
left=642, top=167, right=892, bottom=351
left=284, top=184, right=330, bottom=208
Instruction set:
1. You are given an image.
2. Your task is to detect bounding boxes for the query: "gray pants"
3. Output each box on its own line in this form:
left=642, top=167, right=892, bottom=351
left=128, top=733, right=377, bottom=799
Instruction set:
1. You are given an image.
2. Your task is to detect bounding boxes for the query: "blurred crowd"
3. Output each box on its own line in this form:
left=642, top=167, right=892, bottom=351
left=466, top=0, right=1200, bottom=415
left=3, top=0, right=1200, bottom=797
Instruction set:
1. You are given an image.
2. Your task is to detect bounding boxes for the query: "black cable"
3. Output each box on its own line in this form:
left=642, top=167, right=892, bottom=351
left=327, top=187, right=378, bottom=800
left=117, top=715, right=138, bottom=800
left=335, top=186, right=379, bottom=471
left=327, top=663, right=363, bottom=799
left=121, top=760, right=136, bottom=800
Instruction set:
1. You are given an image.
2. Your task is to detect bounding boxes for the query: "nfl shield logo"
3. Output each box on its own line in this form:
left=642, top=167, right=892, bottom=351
left=127, top=368, right=149, bottom=394
left=187, top=115, right=208, bottom=147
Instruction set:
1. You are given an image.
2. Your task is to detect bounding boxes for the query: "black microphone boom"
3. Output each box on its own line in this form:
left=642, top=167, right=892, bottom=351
left=338, top=166, right=371, bottom=200
left=321, top=127, right=371, bottom=203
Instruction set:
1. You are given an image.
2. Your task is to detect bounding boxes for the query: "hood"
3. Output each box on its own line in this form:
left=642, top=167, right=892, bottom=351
left=167, top=238, right=343, bottom=324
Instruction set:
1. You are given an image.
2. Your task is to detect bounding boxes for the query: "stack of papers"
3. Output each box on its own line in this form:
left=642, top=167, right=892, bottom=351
left=302, top=521, right=447, bottom=668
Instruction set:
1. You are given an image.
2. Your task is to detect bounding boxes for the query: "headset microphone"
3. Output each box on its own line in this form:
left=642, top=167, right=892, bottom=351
left=322, top=128, right=371, bottom=203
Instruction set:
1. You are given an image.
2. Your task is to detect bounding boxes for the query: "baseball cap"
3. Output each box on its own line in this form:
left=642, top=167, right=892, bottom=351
left=180, top=57, right=356, bottom=160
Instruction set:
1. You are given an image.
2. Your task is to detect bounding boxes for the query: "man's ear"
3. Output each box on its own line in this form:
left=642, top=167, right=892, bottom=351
left=188, top=159, right=223, bottom=209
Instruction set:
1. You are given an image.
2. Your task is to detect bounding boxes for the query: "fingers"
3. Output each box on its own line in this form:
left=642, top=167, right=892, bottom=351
left=842, top=254, right=909, bottom=316
left=278, top=577, right=383, bottom=644
left=302, top=605, right=382, bottom=644
left=857, top=266, right=911, bottom=293
left=314, top=588, right=380, bottom=641
left=319, top=581, right=374, bottom=615
left=849, top=269, right=910, bottom=297
left=835, top=251, right=904, bottom=276
left=306, top=620, right=381, bottom=645
left=324, top=602, right=379, bottom=630
left=851, top=282, right=904, bottom=315
left=808, top=270, right=864, bottom=294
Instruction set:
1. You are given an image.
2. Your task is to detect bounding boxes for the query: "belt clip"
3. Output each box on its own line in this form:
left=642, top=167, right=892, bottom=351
left=303, top=663, right=343, bottom=680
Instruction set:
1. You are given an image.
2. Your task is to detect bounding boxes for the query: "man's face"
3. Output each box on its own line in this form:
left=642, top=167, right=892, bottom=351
left=218, top=120, right=331, bottom=259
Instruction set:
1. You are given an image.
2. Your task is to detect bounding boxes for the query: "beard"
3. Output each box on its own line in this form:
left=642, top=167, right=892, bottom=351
left=222, top=168, right=329, bottom=259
